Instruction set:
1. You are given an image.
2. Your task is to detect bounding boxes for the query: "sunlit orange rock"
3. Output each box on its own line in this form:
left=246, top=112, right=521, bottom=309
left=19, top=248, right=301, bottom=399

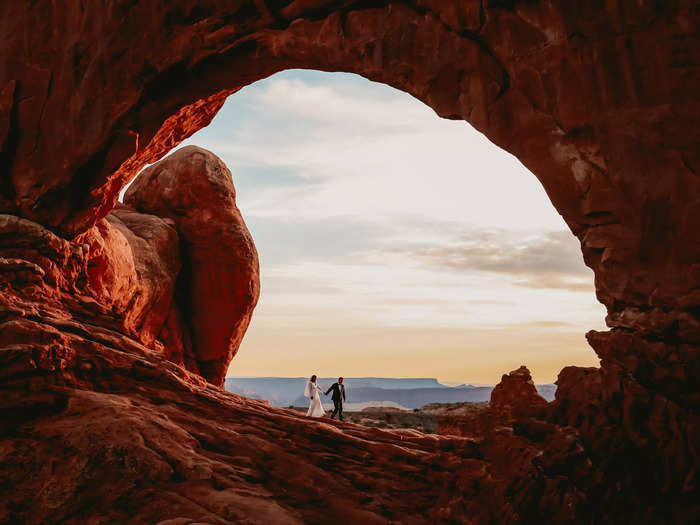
left=124, top=146, right=260, bottom=386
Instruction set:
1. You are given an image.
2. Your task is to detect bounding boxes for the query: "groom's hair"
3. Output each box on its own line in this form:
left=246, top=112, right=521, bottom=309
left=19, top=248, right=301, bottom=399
left=338, top=377, right=343, bottom=382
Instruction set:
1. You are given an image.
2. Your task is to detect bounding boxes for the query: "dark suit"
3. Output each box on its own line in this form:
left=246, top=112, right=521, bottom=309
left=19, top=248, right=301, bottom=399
left=325, top=382, right=346, bottom=420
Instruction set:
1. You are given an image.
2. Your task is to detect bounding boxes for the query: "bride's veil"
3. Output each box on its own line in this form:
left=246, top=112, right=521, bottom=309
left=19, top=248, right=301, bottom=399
left=303, top=380, right=312, bottom=398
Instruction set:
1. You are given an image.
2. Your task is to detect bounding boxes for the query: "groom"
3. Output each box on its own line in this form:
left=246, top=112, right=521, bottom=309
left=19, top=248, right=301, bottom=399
left=325, top=377, right=346, bottom=421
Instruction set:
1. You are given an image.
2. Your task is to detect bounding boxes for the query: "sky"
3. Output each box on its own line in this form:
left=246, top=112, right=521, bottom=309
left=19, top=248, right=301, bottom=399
left=168, top=69, right=606, bottom=384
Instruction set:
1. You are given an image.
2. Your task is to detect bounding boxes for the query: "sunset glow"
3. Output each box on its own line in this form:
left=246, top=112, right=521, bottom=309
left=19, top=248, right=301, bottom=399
left=174, top=70, right=606, bottom=384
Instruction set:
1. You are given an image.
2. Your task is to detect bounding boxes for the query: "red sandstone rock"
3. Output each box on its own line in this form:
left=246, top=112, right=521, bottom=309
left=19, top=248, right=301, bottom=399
left=1, top=0, right=697, bottom=404
left=437, top=366, right=547, bottom=439
left=72, top=209, right=182, bottom=351
left=0, top=1, right=698, bottom=523
left=106, top=205, right=181, bottom=347
left=490, top=365, right=547, bottom=413
left=1, top=1, right=698, bottom=342
left=0, top=147, right=259, bottom=388
left=0, top=308, right=594, bottom=524
left=124, top=146, right=260, bottom=386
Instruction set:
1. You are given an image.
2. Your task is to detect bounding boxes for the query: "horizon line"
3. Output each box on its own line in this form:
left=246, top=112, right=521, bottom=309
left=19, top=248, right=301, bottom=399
left=225, top=376, right=557, bottom=386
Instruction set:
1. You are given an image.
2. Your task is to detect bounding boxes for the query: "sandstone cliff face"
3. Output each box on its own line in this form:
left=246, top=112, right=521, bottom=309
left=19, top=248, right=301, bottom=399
left=0, top=1, right=698, bottom=523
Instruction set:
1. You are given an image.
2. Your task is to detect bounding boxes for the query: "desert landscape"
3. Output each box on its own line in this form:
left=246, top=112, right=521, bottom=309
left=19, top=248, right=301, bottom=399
left=1, top=1, right=698, bottom=524
left=225, top=376, right=557, bottom=409
left=289, top=402, right=489, bottom=434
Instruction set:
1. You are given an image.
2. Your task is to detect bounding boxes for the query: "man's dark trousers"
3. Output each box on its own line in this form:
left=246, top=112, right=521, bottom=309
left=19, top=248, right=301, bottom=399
left=331, top=398, right=343, bottom=420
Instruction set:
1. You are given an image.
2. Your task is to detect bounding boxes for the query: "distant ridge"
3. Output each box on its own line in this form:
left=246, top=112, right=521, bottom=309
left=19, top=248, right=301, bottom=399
left=227, top=376, right=446, bottom=388
left=225, top=377, right=556, bottom=409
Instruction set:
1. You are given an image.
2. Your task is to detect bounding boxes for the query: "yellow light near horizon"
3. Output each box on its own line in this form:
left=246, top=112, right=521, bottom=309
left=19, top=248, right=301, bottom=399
left=230, top=321, right=600, bottom=385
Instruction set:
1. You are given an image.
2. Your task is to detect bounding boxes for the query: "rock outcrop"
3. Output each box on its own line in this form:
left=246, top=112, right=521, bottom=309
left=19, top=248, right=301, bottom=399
left=438, top=366, right=547, bottom=437
left=490, top=366, right=547, bottom=414
left=124, top=146, right=260, bottom=386
left=0, top=334, right=589, bottom=525
left=0, top=145, right=258, bottom=388
left=0, top=1, right=698, bottom=523
left=1, top=0, right=697, bottom=408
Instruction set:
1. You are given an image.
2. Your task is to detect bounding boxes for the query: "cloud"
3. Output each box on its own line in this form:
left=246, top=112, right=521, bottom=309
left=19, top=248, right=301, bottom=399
left=393, top=229, right=594, bottom=292
left=246, top=214, right=392, bottom=266
left=512, top=320, right=580, bottom=328
left=513, top=275, right=594, bottom=292
left=179, top=69, right=567, bottom=232
left=246, top=214, right=594, bottom=294
left=405, top=230, right=583, bottom=274
left=245, top=212, right=594, bottom=294
left=247, top=75, right=431, bottom=133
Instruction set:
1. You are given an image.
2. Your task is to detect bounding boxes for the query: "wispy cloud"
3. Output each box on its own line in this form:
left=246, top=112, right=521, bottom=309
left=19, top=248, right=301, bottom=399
left=513, top=275, right=593, bottom=292
left=391, top=229, right=593, bottom=292
left=182, top=71, right=567, bottom=231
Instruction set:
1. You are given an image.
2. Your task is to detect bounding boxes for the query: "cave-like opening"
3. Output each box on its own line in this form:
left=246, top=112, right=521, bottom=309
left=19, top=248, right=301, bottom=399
left=142, top=69, right=606, bottom=400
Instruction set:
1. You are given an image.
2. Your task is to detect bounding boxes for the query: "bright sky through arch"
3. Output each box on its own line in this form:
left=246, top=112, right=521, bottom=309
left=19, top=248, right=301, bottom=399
left=174, top=69, right=606, bottom=384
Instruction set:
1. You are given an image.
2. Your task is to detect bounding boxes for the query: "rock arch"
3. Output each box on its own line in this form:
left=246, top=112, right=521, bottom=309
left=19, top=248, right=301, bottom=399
left=4, top=1, right=698, bottom=355
left=0, top=1, right=698, bottom=523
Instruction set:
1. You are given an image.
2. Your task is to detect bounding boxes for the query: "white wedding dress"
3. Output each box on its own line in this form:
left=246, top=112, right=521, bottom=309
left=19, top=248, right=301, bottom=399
left=304, top=381, right=326, bottom=417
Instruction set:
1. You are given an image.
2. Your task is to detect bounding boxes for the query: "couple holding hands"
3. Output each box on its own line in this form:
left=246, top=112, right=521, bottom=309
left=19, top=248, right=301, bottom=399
left=304, top=375, right=346, bottom=420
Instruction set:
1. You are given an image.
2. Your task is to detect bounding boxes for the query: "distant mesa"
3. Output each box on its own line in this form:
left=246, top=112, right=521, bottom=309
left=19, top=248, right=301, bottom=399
left=225, top=376, right=556, bottom=409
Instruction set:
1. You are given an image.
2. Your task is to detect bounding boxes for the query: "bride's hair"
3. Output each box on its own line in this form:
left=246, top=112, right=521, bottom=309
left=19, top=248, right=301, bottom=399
left=310, top=375, right=317, bottom=382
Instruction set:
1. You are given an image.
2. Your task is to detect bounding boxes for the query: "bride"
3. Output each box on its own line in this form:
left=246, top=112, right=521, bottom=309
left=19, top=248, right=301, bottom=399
left=304, top=375, right=326, bottom=418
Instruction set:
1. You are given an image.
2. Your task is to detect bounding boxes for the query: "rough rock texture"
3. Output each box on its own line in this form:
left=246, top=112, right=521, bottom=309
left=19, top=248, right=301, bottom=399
left=104, top=206, right=181, bottom=349
left=439, top=366, right=548, bottom=439
left=124, top=146, right=260, bottom=386
left=490, top=365, right=547, bottom=414
left=0, top=333, right=592, bottom=524
left=1, top=0, right=697, bottom=406
left=0, top=1, right=699, bottom=523
left=0, top=145, right=258, bottom=387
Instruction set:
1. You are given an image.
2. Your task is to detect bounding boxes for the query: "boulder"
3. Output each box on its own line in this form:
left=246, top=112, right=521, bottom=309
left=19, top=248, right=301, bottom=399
left=124, top=146, right=260, bottom=386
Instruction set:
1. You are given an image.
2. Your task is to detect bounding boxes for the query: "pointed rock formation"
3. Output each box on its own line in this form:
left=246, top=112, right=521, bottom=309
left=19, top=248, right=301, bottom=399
left=490, top=365, right=547, bottom=414
left=438, top=365, right=547, bottom=437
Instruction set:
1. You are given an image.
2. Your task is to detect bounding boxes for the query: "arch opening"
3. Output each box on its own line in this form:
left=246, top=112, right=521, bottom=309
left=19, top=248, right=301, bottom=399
left=155, top=69, right=606, bottom=391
